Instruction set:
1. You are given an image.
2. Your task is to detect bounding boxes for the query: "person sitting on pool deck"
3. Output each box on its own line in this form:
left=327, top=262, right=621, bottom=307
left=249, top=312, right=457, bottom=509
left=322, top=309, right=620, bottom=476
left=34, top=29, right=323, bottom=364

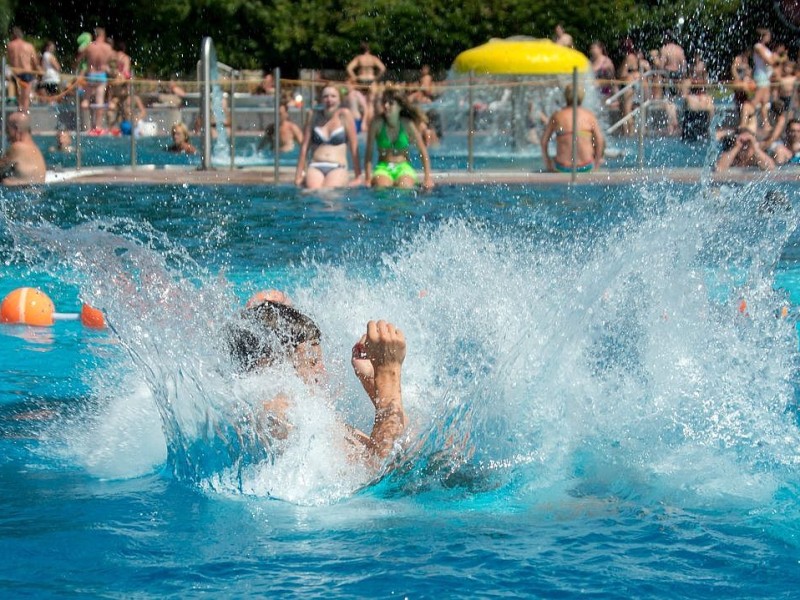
left=0, top=112, right=46, bottom=185
left=294, top=85, right=362, bottom=189
left=715, top=129, right=775, bottom=171
left=541, top=85, right=605, bottom=173
left=365, top=88, right=433, bottom=190
left=226, top=299, right=407, bottom=463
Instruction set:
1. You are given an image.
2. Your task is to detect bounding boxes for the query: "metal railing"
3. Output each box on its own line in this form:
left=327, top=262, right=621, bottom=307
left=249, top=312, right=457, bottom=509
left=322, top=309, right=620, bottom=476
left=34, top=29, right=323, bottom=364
left=604, top=69, right=672, bottom=167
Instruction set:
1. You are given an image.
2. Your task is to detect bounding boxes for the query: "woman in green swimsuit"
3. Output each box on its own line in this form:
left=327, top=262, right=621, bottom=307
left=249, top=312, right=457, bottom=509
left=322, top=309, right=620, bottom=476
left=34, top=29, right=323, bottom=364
left=365, top=88, right=433, bottom=189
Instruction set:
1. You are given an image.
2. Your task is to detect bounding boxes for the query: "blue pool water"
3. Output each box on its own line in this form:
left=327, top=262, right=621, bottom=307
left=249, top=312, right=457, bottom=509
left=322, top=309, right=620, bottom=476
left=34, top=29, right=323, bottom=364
left=2, top=178, right=800, bottom=597
left=36, top=133, right=710, bottom=172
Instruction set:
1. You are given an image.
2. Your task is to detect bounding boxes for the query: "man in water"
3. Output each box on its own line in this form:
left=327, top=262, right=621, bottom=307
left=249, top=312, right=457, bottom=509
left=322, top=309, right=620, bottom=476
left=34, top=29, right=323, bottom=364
left=716, top=129, right=775, bottom=171
left=6, top=27, right=39, bottom=114
left=78, top=27, right=116, bottom=134
left=227, top=298, right=407, bottom=463
left=540, top=85, right=605, bottom=173
left=0, top=112, right=46, bottom=185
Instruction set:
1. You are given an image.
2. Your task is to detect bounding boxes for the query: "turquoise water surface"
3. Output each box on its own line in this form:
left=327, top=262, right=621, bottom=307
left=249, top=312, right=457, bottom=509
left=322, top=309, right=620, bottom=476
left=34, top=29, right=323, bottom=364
left=2, top=179, right=800, bottom=597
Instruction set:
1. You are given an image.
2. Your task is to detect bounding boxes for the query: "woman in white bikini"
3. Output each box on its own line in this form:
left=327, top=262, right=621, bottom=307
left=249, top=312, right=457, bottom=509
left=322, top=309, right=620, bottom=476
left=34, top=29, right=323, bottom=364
left=295, top=86, right=362, bottom=189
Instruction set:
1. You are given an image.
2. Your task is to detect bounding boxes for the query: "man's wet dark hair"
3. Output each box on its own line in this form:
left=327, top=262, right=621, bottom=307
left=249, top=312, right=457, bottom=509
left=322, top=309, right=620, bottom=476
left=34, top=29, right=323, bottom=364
left=720, top=133, right=737, bottom=152
left=225, top=300, right=321, bottom=372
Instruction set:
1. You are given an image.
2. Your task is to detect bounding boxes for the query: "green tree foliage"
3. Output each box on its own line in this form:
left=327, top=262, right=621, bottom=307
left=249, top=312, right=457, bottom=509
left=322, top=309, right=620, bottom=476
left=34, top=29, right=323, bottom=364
left=3, top=0, right=797, bottom=80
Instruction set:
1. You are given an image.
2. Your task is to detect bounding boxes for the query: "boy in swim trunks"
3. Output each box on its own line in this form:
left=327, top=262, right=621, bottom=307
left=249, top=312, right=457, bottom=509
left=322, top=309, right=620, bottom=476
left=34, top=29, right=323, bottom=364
left=540, top=85, right=605, bottom=173
left=226, top=297, right=407, bottom=464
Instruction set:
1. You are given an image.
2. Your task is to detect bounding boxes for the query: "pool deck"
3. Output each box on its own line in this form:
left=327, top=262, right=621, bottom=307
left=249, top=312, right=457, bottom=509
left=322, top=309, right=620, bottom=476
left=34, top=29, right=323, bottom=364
left=43, top=165, right=800, bottom=186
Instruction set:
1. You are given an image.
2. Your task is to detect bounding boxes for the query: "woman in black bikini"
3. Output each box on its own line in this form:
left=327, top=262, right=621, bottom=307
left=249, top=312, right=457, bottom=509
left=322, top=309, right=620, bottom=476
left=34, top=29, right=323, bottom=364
left=618, top=38, right=641, bottom=137
left=294, top=86, right=362, bottom=189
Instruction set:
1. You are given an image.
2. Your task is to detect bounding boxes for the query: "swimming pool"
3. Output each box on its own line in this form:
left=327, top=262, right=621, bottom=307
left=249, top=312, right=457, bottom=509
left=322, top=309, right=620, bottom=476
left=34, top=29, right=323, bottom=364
left=2, top=179, right=800, bottom=597
left=36, top=131, right=714, bottom=173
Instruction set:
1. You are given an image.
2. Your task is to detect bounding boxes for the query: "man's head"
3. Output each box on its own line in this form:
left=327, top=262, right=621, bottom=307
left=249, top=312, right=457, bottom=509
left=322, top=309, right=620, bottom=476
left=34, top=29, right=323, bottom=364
left=735, top=128, right=757, bottom=157
left=226, top=300, right=322, bottom=374
left=6, top=112, right=30, bottom=141
left=10, top=27, right=23, bottom=40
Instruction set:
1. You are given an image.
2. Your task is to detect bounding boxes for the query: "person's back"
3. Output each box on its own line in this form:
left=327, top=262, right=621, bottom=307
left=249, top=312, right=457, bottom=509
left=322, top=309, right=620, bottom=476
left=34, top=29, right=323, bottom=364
left=85, top=34, right=114, bottom=73
left=541, top=85, right=605, bottom=172
left=6, top=29, right=37, bottom=73
left=346, top=43, right=386, bottom=85
left=6, top=28, right=38, bottom=113
left=553, top=107, right=603, bottom=166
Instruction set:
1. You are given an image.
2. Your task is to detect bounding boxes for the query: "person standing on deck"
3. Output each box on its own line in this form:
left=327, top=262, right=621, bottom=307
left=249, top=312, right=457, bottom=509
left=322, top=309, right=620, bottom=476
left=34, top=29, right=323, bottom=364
left=77, top=28, right=116, bottom=134
left=6, top=28, right=39, bottom=114
left=346, top=42, right=386, bottom=87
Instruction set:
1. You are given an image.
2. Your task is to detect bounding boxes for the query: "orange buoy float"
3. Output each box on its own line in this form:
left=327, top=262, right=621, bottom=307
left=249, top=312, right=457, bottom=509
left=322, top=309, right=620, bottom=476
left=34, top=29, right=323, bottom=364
left=738, top=299, right=749, bottom=316
left=80, top=303, right=106, bottom=329
left=0, top=287, right=56, bottom=326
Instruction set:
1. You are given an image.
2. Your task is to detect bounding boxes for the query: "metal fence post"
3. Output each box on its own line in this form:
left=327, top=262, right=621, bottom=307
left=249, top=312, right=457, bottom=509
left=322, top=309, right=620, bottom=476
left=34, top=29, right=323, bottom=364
left=571, top=67, right=578, bottom=183
left=229, top=72, right=236, bottom=170
left=1, top=57, right=6, bottom=155
left=273, top=67, right=281, bottom=183
left=468, top=71, right=474, bottom=172
left=130, top=78, right=137, bottom=169
left=75, top=83, right=82, bottom=170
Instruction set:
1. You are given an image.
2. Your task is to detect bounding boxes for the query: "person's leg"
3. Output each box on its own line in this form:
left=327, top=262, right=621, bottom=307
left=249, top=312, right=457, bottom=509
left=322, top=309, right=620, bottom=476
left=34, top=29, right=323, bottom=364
left=395, top=175, right=415, bottom=188
left=17, top=77, right=31, bottom=113
left=304, top=166, right=326, bottom=189
left=371, top=163, right=393, bottom=188
left=393, top=162, right=418, bottom=188
left=371, top=175, right=393, bottom=188
left=323, top=167, right=350, bottom=188
left=622, top=89, right=633, bottom=136
left=93, top=83, right=107, bottom=130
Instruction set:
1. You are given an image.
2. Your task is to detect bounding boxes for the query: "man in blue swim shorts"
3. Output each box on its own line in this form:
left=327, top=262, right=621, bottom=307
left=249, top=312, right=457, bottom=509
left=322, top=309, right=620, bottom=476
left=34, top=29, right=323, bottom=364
left=78, top=27, right=116, bottom=134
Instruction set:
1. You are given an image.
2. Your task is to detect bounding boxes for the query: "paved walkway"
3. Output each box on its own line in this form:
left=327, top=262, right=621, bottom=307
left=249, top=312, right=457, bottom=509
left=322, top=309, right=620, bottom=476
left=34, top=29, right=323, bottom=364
left=42, top=165, right=800, bottom=186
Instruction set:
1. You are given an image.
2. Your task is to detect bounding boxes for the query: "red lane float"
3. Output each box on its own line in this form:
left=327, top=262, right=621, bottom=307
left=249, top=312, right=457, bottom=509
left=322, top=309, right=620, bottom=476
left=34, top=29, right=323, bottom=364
left=79, top=303, right=106, bottom=329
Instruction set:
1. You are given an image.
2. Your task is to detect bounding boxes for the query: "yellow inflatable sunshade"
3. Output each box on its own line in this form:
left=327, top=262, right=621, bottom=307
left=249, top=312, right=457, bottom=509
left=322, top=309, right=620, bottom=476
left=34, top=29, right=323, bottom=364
left=453, top=37, right=590, bottom=75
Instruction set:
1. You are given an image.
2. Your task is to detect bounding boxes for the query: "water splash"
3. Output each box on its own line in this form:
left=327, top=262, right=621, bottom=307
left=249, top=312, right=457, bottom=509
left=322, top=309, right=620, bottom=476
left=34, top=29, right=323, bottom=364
left=2, top=180, right=799, bottom=508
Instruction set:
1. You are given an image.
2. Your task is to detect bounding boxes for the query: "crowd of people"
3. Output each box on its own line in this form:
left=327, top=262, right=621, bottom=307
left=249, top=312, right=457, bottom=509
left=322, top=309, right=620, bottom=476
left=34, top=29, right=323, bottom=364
left=585, top=26, right=800, bottom=171
left=5, top=27, right=141, bottom=137
left=3, top=23, right=800, bottom=186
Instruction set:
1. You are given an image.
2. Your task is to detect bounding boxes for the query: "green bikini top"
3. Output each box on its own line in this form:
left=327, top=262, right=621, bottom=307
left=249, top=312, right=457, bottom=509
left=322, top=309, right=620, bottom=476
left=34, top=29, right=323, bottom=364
left=376, top=121, right=410, bottom=152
